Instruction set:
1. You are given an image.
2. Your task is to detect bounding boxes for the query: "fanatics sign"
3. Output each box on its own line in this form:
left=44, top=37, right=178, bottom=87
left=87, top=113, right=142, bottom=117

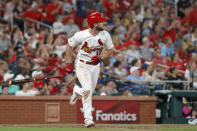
left=96, top=110, right=137, bottom=121
left=77, top=100, right=140, bottom=123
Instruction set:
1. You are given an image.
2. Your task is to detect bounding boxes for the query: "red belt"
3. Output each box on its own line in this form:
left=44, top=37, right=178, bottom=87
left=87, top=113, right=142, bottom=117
left=80, top=59, right=99, bottom=65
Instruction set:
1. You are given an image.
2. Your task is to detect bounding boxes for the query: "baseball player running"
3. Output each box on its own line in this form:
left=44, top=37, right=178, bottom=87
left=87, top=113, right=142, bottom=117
left=65, top=12, right=114, bottom=128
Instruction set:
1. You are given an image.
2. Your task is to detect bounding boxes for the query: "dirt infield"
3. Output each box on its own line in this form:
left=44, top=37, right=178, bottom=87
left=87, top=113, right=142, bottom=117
left=1, top=124, right=197, bottom=130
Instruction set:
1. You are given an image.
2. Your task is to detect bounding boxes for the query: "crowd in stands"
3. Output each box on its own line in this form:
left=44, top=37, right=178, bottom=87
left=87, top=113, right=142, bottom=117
left=0, top=0, right=197, bottom=98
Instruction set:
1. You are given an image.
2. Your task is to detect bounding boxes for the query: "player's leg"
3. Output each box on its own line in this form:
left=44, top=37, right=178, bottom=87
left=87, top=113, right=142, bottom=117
left=74, top=77, right=83, bottom=95
left=76, top=61, right=95, bottom=127
left=73, top=84, right=83, bottom=95
left=83, top=64, right=100, bottom=127
left=70, top=63, right=83, bottom=105
left=70, top=84, right=82, bottom=105
left=91, top=67, right=100, bottom=95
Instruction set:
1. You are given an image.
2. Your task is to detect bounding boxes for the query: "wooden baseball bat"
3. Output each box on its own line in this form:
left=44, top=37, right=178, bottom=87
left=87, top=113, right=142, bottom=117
left=2, top=75, right=65, bottom=87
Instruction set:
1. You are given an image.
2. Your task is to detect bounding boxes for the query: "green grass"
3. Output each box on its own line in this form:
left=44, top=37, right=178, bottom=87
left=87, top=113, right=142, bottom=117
left=0, top=128, right=126, bottom=131
left=0, top=127, right=197, bottom=131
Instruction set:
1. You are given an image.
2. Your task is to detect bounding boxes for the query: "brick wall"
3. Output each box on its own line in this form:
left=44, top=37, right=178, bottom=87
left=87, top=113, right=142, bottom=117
left=140, top=102, right=156, bottom=124
left=0, top=96, right=157, bottom=124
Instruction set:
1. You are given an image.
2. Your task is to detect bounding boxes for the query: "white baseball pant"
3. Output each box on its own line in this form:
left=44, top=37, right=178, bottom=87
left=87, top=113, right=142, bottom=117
left=74, top=59, right=100, bottom=121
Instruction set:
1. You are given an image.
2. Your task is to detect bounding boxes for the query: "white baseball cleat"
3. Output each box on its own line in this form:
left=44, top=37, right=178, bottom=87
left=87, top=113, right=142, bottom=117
left=84, top=119, right=95, bottom=128
left=70, top=93, right=79, bottom=105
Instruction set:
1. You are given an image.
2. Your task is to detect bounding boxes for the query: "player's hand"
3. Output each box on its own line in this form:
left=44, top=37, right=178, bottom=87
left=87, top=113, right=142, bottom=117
left=91, top=56, right=101, bottom=63
left=65, top=63, right=73, bottom=74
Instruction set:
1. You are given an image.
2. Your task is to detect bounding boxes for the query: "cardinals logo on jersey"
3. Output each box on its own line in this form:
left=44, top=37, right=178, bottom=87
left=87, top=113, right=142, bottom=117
left=81, top=39, right=104, bottom=54
left=81, top=42, right=91, bottom=53
left=98, top=39, right=103, bottom=46
left=81, top=42, right=89, bottom=51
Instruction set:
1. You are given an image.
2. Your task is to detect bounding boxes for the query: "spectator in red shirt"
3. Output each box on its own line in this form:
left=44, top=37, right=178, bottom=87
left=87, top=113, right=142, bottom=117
left=182, top=7, right=192, bottom=27
left=125, top=31, right=140, bottom=49
left=162, top=19, right=179, bottom=42
left=152, top=48, right=168, bottom=68
left=58, top=62, right=68, bottom=77
left=177, top=42, right=191, bottom=64
left=118, top=0, right=133, bottom=12
left=32, top=70, right=45, bottom=89
left=47, top=78, right=60, bottom=95
left=167, top=53, right=185, bottom=74
left=37, top=0, right=47, bottom=14
left=47, top=69, right=63, bottom=94
left=111, top=26, right=124, bottom=51
left=45, top=0, right=62, bottom=26
left=104, top=0, right=119, bottom=18
left=188, top=2, right=197, bottom=26
left=152, top=24, right=162, bottom=48
left=22, top=2, right=45, bottom=25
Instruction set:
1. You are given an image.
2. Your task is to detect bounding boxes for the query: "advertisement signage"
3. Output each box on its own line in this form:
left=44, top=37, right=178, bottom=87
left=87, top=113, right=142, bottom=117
left=77, top=100, right=140, bottom=123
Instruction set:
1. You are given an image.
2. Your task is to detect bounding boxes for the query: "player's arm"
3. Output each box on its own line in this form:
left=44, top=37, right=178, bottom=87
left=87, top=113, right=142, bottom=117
left=65, top=32, right=80, bottom=73
left=65, top=44, right=73, bottom=74
left=101, top=31, right=114, bottom=61
left=65, top=44, right=73, bottom=63
left=66, top=32, right=80, bottom=63
left=101, top=48, right=113, bottom=60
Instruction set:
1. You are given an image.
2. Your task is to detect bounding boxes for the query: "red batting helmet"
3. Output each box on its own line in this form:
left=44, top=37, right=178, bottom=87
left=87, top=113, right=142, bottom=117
left=87, top=12, right=107, bottom=27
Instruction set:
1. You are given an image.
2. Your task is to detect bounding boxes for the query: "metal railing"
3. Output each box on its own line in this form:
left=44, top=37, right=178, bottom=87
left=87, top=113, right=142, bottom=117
left=0, top=8, right=53, bottom=34
left=105, top=49, right=192, bottom=91
left=24, top=17, right=54, bottom=35
left=155, top=64, right=191, bottom=90
left=101, top=71, right=193, bottom=96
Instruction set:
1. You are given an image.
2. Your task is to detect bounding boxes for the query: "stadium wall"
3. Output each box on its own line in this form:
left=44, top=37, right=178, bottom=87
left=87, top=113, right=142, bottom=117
left=0, top=96, right=157, bottom=124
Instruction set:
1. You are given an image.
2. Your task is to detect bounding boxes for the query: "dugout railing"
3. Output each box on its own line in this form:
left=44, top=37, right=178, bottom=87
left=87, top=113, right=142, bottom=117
left=23, top=17, right=54, bottom=35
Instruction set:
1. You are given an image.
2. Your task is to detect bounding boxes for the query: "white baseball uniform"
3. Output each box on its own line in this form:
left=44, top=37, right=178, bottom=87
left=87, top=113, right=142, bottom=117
left=68, top=28, right=114, bottom=121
